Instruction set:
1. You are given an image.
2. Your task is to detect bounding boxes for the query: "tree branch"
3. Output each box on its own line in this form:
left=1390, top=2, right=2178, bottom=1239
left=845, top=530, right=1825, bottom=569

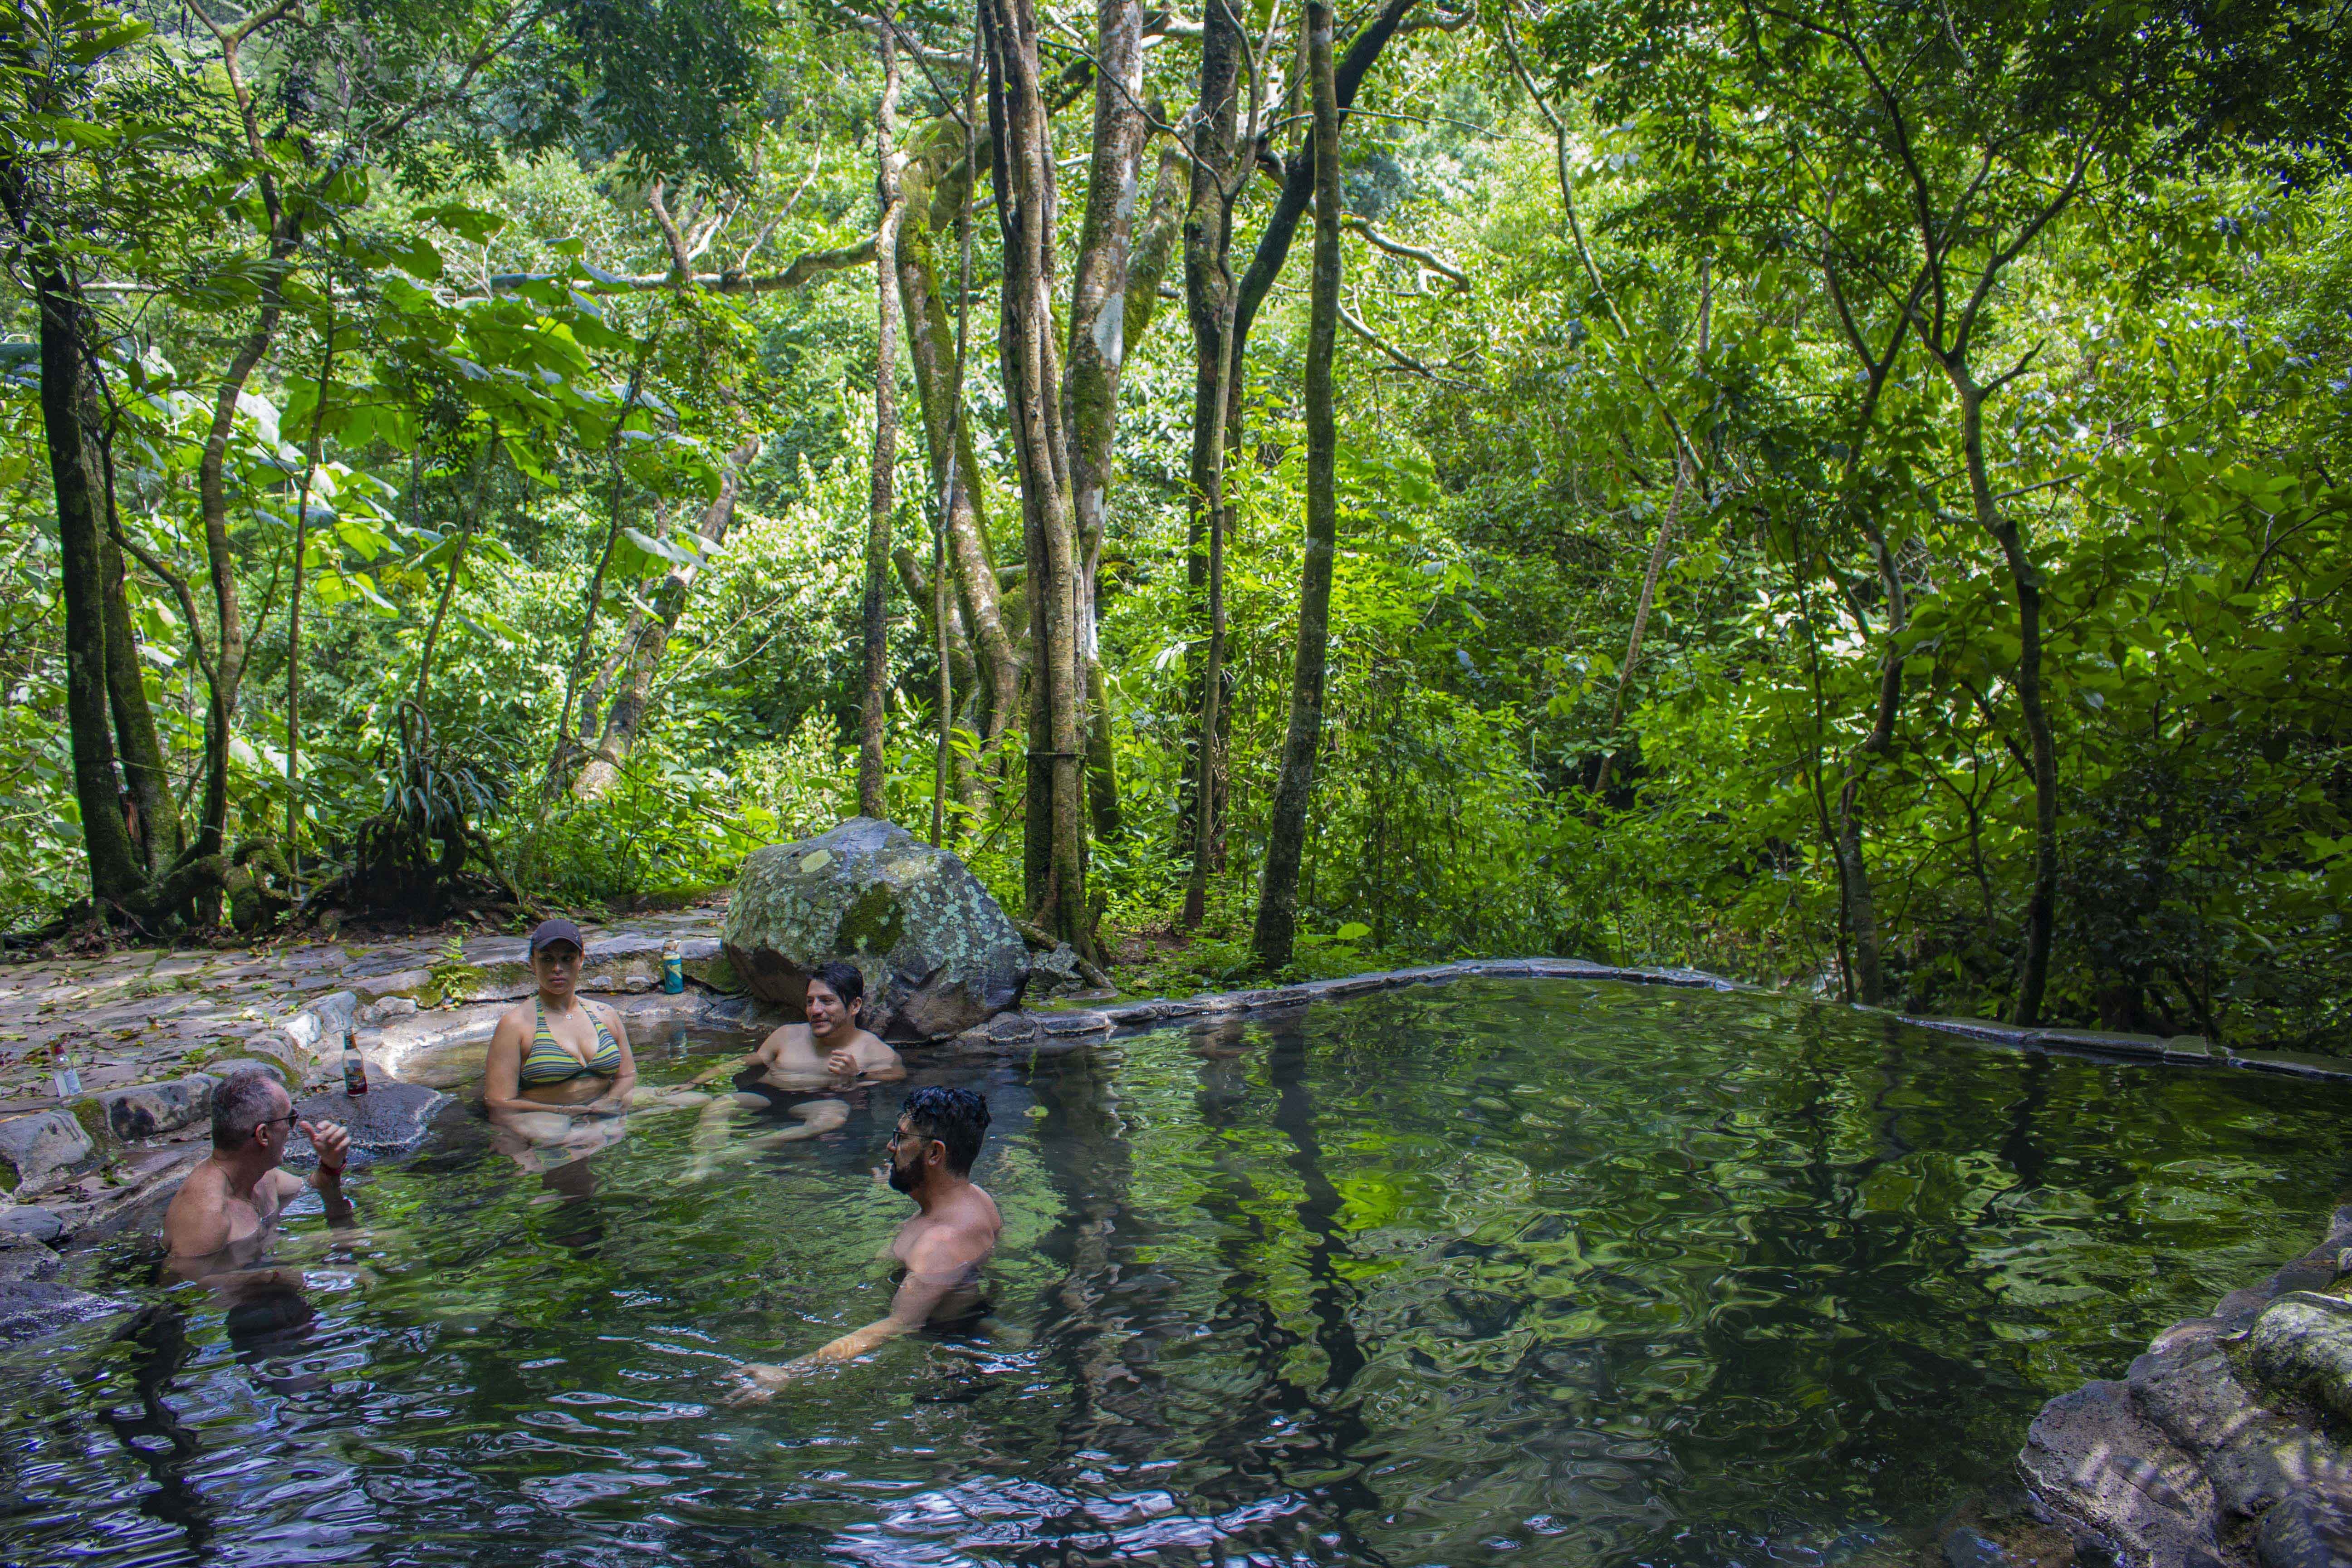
left=1343, top=216, right=1465, bottom=285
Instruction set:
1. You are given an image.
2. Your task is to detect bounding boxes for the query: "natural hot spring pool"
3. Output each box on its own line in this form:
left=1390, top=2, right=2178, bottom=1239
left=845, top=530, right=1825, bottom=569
left=3, top=977, right=2346, bottom=1566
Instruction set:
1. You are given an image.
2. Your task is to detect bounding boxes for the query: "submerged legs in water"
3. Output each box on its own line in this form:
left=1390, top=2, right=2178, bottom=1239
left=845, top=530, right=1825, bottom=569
left=687, top=1093, right=849, bottom=1180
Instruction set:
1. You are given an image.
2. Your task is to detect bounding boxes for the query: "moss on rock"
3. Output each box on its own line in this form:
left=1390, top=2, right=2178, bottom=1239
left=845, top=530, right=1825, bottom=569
left=721, top=817, right=1029, bottom=1040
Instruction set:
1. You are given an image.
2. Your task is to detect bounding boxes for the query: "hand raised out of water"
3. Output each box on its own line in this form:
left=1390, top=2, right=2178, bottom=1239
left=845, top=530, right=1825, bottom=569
left=301, top=1119, right=351, bottom=1172
left=826, top=1048, right=858, bottom=1077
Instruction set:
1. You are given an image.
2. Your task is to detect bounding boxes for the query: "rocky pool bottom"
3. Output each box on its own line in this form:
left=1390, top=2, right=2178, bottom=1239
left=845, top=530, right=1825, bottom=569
left=1, top=976, right=2347, bottom=1568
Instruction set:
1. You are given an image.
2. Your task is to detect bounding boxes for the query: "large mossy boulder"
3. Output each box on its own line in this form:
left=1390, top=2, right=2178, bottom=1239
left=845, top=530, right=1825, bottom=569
left=721, top=817, right=1029, bottom=1041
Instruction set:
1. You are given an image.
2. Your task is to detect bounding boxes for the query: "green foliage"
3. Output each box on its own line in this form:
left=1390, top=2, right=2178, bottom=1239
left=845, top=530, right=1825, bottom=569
left=0, top=0, right=2347, bottom=1054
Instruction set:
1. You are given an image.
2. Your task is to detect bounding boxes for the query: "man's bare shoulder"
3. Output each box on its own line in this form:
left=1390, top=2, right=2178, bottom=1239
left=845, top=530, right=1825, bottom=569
left=757, top=1021, right=814, bottom=1054
left=856, top=1030, right=905, bottom=1076
left=965, top=1183, right=1002, bottom=1231
left=163, top=1162, right=231, bottom=1255
left=902, top=1220, right=986, bottom=1278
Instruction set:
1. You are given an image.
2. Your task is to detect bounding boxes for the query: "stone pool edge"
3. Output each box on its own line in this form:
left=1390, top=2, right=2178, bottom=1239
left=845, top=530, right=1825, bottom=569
left=966, top=956, right=2350, bottom=1086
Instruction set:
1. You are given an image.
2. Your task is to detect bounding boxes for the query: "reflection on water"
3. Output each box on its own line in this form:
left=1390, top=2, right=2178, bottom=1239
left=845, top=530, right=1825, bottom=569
left=5, top=979, right=2349, bottom=1567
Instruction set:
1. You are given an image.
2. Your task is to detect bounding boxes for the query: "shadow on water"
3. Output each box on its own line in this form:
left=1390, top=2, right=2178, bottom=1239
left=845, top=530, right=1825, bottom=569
left=5, top=977, right=2352, bottom=1567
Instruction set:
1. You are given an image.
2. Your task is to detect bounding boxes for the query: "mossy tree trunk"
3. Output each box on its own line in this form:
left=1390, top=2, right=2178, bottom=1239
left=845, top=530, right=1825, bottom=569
left=983, top=0, right=1093, bottom=958
left=1063, top=0, right=1147, bottom=843
left=859, top=20, right=909, bottom=820
left=897, top=125, right=1024, bottom=758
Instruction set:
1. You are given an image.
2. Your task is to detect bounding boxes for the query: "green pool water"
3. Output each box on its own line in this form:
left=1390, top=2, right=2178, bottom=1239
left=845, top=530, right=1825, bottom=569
left=3, top=977, right=2345, bottom=1567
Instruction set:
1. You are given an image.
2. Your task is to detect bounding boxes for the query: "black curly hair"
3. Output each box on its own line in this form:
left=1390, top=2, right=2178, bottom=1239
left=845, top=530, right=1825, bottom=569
left=900, top=1085, right=991, bottom=1176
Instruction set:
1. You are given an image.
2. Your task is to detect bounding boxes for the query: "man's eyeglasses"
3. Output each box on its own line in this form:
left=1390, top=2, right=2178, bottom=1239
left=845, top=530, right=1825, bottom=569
left=887, top=1126, right=935, bottom=1152
left=258, top=1110, right=300, bottom=1132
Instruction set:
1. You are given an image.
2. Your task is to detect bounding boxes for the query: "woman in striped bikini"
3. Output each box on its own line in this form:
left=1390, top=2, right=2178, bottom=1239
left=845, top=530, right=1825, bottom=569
left=482, top=919, right=706, bottom=1164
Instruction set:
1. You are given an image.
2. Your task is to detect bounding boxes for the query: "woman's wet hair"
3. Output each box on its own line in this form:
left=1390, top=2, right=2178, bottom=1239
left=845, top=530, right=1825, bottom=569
left=900, top=1085, right=990, bottom=1176
left=808, top=960, right=866, bottom=1016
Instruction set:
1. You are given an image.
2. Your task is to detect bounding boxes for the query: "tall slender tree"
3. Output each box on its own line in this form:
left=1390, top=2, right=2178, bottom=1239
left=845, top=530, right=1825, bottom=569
left=1251, top=0, right=1342, bottom=970
left=859, top=17, right=908, bottom=820
left=983, top=0, right=1092, bottom=955
left=1063, top=0, right=1147, bottom=842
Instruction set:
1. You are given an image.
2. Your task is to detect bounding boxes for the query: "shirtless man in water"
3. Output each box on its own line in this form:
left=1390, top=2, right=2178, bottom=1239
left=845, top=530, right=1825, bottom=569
left=731, top=1085, right=1001, bottom=1398
left=686, top=961, right=902, bottom=1155
left=164, top=1068, right=353, bottom=1296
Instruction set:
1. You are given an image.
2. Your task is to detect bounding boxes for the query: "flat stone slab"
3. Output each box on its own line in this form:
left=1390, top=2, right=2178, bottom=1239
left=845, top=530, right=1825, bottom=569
left=93, top=1073, right=218, bottom=1142
left=0, top=1233, right=60, bottom=1282
left=291, top=1081, right=450, bottom=1161
left=0, top=1110, right=93, bottom=1197
left=0, top=1280, right=131, bottom=1344
left=2226, top=1049, right=2352, bottom=1083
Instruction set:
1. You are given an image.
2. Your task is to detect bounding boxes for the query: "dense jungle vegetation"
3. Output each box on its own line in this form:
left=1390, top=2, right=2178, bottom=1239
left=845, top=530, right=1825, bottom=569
left=2, top=0, right=2349, bottom=1044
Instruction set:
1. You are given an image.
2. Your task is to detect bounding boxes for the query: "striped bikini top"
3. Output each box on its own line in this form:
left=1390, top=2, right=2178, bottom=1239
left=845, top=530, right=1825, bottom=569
left=519, top=1000, right=623, bottom=1085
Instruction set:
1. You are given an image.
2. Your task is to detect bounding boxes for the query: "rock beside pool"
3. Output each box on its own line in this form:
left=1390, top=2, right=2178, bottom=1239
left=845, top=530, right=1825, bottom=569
left=2248, top=1293, right=2352, bottom=1422
left=722, top=817, right=1029, bottom=1041
left=290, top=1079, right=450, bottom=1161
left=2019, top=1205, right=2352, bottom=1568
left=0, top=1234, right=59, bottom=1283
left=93, top=1073, right=219, bottom=1143
left=2259, top=1493, right=2352, bottom=1568
left=0, top=1110, right=94, bottom=1197
left=0, top=1280, right=130, bottom=1344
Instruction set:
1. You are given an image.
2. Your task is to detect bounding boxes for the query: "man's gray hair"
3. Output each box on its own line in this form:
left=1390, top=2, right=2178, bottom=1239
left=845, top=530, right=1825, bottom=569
left=211, top=1067, right=285, bottom=1149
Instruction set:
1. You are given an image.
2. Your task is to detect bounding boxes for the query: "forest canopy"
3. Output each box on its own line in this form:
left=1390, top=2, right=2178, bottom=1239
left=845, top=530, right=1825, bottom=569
left=4, top=0, right=2350, bottom=1046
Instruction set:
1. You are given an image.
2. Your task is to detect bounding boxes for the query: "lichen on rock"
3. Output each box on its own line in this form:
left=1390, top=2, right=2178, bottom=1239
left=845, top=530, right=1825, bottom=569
left=720, top=817, right=1029, bottom=1041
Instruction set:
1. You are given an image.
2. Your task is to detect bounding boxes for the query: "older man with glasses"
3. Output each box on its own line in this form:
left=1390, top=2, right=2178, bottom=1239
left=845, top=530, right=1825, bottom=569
left=164, top=1067, right=352, bottom=1280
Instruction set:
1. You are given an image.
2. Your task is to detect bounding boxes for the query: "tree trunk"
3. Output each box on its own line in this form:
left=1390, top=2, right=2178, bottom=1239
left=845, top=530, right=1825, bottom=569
left=860, top=22, right=908, bottom=821
left=572, top=437, right=760, bottom=801
left=1592, top=456, right=1686, bottom=797
left=416, top=435, right=498, bottom=710
left=1064, top=0, right=1147, bottom=842
left=1177, top=0, right=1240, bottom=855
left=1951, top=373, right=2058, bottom=1025
left=554, top=346, right=656, bottom=785
left=29, top=248, right=145, bottom=905
left=984, top=0, right=1092, bottom=955
left=1224, top=0, right=1419, bottom=387
left=1834, top=511, right=1906, bottom=1008
left=193, top=308, right=274, bottom=858
left=895, top=545, right=988, bottom=815
left=1123, top=134, right=1185, bottom=346
left=1179, top=269, right=1235, bottom=928
left=1250, top=0, right=1341, bottom=972
left=93, top=416, right=182, bottom=874
left=284, top=312, right=335, bottom=873
left=897, top=130, right=1022, bottom=753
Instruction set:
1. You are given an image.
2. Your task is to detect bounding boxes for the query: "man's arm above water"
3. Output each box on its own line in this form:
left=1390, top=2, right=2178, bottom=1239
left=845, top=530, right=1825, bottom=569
left=688, top=1029, right=783, bottom=1088
left=727, top=1232, right=976, bottom=1400
left=304, top=1120, right=355, bottom=1226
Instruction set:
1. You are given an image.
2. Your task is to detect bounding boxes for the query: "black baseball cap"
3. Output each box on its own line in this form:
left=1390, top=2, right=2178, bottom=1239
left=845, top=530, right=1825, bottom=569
left=529, top=918, right=586, bottom=955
